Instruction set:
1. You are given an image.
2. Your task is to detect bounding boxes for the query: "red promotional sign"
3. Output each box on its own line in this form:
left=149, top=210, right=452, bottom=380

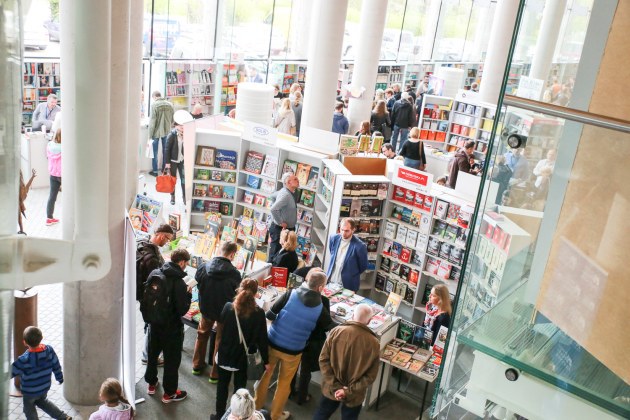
left=393, top=166, right=433, bottom=194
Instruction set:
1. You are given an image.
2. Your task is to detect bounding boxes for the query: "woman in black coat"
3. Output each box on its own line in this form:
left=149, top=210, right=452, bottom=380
left=271, top=230, right=299, bottom=273
left=212, top=279, right=269, bottom=420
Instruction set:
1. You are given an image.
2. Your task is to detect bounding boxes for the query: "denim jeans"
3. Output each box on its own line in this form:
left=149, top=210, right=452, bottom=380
left=23, top=392, right=67, bottom=420
left=391, top=126, right=409, bottom=153
left=169, top=161, right=186, bottom=203
left=313, top=395, right=362, bottom=420
left=152, top=136, right=167, bottom=172
left=403, top=158, right=422, bottom=170
left=47, top=176, right=61, bottom=219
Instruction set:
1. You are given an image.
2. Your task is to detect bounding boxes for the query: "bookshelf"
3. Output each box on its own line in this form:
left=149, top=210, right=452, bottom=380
left=161, top=61, right=216, bottom=116
left=276, top=63, right=307, bottom=94
left=190, top=63, right=216, bottom=115
left=165, top=62, right=190, bottom=111
left=324, top=174, right=390, bottom=291
left=312, top=159, right=352, bottom=267
left=375, top=65, right=405, bottom=91
left=447, top=92, right=498, bottom=158
left=22, top=61, right=61, bottom=127
left=404, top=63, right=422, bottom=91
left=220, top=63, right=239, bottom=112
left=418, top=94, right=453, bottom=145
left=188, top=129, right=240, bottom=232
left=461, top=211, right=531, bottom=326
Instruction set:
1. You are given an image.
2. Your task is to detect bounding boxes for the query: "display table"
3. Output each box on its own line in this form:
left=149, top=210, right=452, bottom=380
left=21, top=132, right=50, bottom=189
left=425, top=149, right=451, bottom=180
left=375, top=357, right=436, bottom=416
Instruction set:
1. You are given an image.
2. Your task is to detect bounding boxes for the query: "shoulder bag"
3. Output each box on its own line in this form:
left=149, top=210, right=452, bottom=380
left=234, top=306, right=265, bottom=380
left=155, top=169, right=176, bottom=193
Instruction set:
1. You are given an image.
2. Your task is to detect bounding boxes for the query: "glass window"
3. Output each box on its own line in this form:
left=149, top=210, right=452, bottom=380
left=342, top=0, right=363, bottom=61
left=461, top=0, right=497, bottom=62
left=432, top=0, right=473, bottom=61
left=380, top=0, right=406, bottom=62
left=217, top=0, right=275, bottom=60
left=403, top=0, right=441, bottom=62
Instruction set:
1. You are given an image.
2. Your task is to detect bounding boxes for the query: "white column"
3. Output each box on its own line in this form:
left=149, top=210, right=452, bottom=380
left=301, top=0, right=349, bottom=132
left=127, top=0, right=144, bottom=206
left=62, top=0, right=125, bottom=405
left=289, top=0, right=313, bottom=58
left=347, top=0, right=388, bottom=133
left=478, top=0, right=521, bottom=104
left=529, top=0, right=568, bottom=82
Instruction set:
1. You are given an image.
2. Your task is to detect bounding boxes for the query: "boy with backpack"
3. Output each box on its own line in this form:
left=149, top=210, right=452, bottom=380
left=136, top=223, right=174, bottom=364
left=142, top=248, right=192, bottom=403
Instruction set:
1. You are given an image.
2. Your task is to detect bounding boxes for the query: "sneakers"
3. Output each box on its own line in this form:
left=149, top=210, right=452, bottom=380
left=147, top=381, right=159, bottom=395
left=162, top=390, right=187, bottom=403
left=191, top=368, right=202, bottom=375
left=149, top=171, right=158, bottom=177
left=278, top=411, right=291, bottom=420
left=46, top=218, right=60, bottom=226
left=208, top=377, right=219, bottom=384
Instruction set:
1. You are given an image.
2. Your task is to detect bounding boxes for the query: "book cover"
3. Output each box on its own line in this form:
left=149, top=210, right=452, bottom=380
left=404, top=285, right=415, bottom=304
left=193, top=183, right=207, bottom=197
left=423, top=195, right=434, bottom=212
left=195, top=168, right=211, bottom=180
left=412, top=348, right=433, bottom=363
left=406, top=229, right=418, bottom=248
left=209, top=185, right=223, bottom=198
left=380, top=257, right=391, bottom=272
left=382, top=221, right=397, bottom=240
left=339, top=135, right=359, bottom=156
left=385, top=278, right=396, bottom=293
left=384, top=292, right=403, bottom=315
left=432, top=220, right=448, bottom=237
left=421, top=284, right=432, bottom=305
left=215, top=149, right=238, bottom=170
left=401, top=207, right=413, bottom=224
left=446, top=203, right=461, bottom=222
left=450, top=266, right=461, bottom=282
left=381, top=344, right=399, bottom=361
left=339, top=199, right=352, bottom=217
left=246, top=174, right=262, bottom=190
left=261, top=155, right=278, bottom=178
left=222, top=186, right=235, bottom=200
left=411, top=250, right=424, bottom=267
left=391, top=242, right=403, bottom=259
left=237, top=216, right=254, bottom=240
left=414, top=192, right=425, bottom=209
left=437, top=260, right=452, bottom=279
left=434, top=200, right=449, bottom=219
left=425, top=257, right=440, bottom=274
left=370, top=135, right=384, bottom=153
left=433, top=325, right=449, bottom=355
left=243, top=191, right=254, bottom=204
left=409, top=210, right=423, bottom=227
left=408, top=269, right=419, bottom=286
left=399, top=264, right=411, bottom=280
left=399, top=248, right=412, bottom=264
left=419, top=214, right=431, bottom=233
left=444, top=224, right=459, bottom=242
left=270, top=266, right=288, bottom=287
left=295, top=163, right=312, bottom=186
left=244, top=151, right=265, bottom=174
left=281, top=159, right=298, bottom=176
left=349, top=199, right=362, bottom=218
left=211, top=170, right=223, bottom=181
left=287, top=273, right=304, bottom=289
left=390, top=261, right=401, bottom=277
left=358, top=219, right=370, bottom=233
left=439, top=242, right=452, bottom=260
left=408, top=359, right=425, bottom=373
left=393, top=185, right=406, bottom=202
left=253, top=194, right=266, bottom=207
left=233, top=248, right=252, bottom=271
left=404, top=189, right=415, bottom=206
left=427, top=237, right=440, bottom=256
left=395, top=225, right=408, bottom=244
left=204, top=201, right=221, bottom=213
left=357, top=134, right=370, bottom=152
left=366, top=238, right=378, bottom=255
left=391, top=205, right=404, bottom=220
left=398, top=320, right=417, bottom=343
left=223, top=171, right=237, bottom=183
left=300, top=190, right=315, bottom=207
left=260, top=179, right=276, bottom=194
left=192, top=199, right=205, bottom=213
left=301, top=211, right=313, bottom=224
left=457, top=205, right=473, bottom=229
left=449, top=246, right=463, bottom=265
left=220, top=226, right=237, bottom=242
left=382, top=239, right=393, bottom=256
left=252, top=220, right=268, bottom=243
left=375, top=272, right=386, bottom=291
left=168, top=213, right=181, bottom=232
left=306, top=167, right=319, bottom=190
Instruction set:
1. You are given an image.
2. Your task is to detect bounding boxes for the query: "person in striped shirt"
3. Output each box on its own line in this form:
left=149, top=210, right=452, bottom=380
left=12, top=326, right=71, bottom=420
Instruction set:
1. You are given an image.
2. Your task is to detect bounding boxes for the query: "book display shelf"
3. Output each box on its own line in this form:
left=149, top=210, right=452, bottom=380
left=190, top=63, right=216, bottom=115
left=165, top=61, right=190, bottom=111
left=324, top=174, right=390, bottom=291
left=277, top=63, right=307, bottom=93
left=461, top=211, right=531, bottom=325
left=404, top=64, right=422, bottom=90
left=22, top=61, right=61, bottom=127
left=375, top=65, right=405, bottom=91
left=418, top=94, right=453, bottom=145
left=312, top=159, right=352, bottom=267
left=220, top=63, right=238, bottom=111
left=161, top=61, right=216, bottom=115
left=447, top=92, right=498, bottom=158
left=188, top=129, right=240, bottom=232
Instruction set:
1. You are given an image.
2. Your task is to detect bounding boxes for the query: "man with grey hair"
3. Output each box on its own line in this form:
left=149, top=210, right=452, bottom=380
left=32, top=94, right=61, bottom=132
left=315, top=303, right=380, bottom=419
left=390, top=90, right=416, bottom=153
left=255, top=267, right=335, bottom=420
left=268, top=172, right=299, bottom=262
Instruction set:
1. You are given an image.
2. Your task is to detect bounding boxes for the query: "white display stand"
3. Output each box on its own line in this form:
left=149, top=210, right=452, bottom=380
left=21, top=132, right=50, bottom=189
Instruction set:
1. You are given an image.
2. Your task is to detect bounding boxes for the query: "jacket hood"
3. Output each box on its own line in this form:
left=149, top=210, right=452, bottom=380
left=206, top=257, right=236, bottom=278
left=102, top=402, right=132, bottom=412
left=296, top=284, right=323, bottom=307
left=333, top=112, right=345, bottom=121
left=397, top=99, right=411, bottom=108
left=161, top=261, right=186, bottom=279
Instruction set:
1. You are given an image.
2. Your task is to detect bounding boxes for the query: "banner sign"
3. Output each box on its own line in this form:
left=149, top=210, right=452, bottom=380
left=393, top=166, right=433, bottom=194
left=243, top=121, right=277, bottom=147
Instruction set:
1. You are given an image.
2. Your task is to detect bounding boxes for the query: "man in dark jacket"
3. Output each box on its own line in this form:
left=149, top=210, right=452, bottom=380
left=390, top=92, right=416, bottom=153
left=448, top=141, right=476, bottom=189
left=164, top=110, right=193, bottom=205
left=137, top=223, right=174, bottom=364
left=144, top=249, right=192, bottom=403
left=314, top=304, right=380, bottom=419
left=255, top=269, right=335, bottom=420
left=192, top=241, right=241, bottom=382
left=331, top=102, right=349, bottom=135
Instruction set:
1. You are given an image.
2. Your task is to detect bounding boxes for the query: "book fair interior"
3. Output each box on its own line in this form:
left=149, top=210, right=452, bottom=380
left=3, top=1, right=630, bottom=420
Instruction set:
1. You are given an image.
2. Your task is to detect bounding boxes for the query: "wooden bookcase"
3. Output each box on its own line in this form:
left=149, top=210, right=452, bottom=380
left=312, top=159, right=352, bottom=267
left=22, top=61, right=61, bottom=127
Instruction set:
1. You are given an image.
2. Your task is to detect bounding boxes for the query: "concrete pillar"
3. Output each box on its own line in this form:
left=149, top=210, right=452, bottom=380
left=478, top=0, right=521, bottom=104
left=529, top=0, right=568, bottom=83
left=62, top=0, right=126, bottom=405
left=301, top=0, right=349, bottom=132
left=127, top=0, right=143, bottom=206
left=347, top=0, right=388, bottom=134
left=289, top=0, right=313, bottom=58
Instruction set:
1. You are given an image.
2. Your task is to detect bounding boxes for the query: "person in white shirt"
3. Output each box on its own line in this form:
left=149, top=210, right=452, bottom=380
left=326, top=218, right=368, bottom=292
left=533, top=149, right=556, bottom=189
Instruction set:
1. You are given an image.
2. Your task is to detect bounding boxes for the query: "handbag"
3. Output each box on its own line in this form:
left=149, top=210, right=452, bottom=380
left=235, top=306, right=265, bottom=381
left=155, top=169, right=176, bottom=193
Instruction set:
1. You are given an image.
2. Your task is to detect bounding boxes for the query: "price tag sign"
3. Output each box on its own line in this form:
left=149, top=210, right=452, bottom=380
left=243, top=121, right=278, bottom=147
left=393, top=166, right=433, bottom=195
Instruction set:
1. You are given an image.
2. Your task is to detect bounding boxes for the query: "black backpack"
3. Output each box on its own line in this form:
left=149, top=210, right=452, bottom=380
left=140, top=269, right=173, bottom=325
left=136, top=241, right=159, bottom=301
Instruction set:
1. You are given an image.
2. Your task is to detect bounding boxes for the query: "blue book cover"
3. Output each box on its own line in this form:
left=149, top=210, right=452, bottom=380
left=215, top=149, right=238, bottom=170
left=246, top=174, right=261, bottom=189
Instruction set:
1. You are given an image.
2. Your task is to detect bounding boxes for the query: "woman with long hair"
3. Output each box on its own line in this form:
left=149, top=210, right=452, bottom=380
left=399, top=127, right=427, bottom=170
left=425, top=284, right=452, bottom=346
left=354, top=120, right=371, bottom=137
left=46, top=127, right=62, bottom=226
left=370, top=100, right=391, bottom=141
left=273, top=98, right=297, bottom=135
left=212, top=279, right=269, bottom=420
left=271, top=230, right=299, bottom=273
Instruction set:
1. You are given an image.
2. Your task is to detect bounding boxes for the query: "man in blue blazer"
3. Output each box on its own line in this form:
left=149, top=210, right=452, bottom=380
left=326, top=218, right=368, bottom=292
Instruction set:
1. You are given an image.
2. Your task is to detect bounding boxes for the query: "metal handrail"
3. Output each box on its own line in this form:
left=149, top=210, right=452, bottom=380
left=503, top=95, right=630, bottom=133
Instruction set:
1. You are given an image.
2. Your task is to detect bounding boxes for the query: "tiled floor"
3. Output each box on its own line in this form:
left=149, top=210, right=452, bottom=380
left=8, top=176, right=427, bottom=420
